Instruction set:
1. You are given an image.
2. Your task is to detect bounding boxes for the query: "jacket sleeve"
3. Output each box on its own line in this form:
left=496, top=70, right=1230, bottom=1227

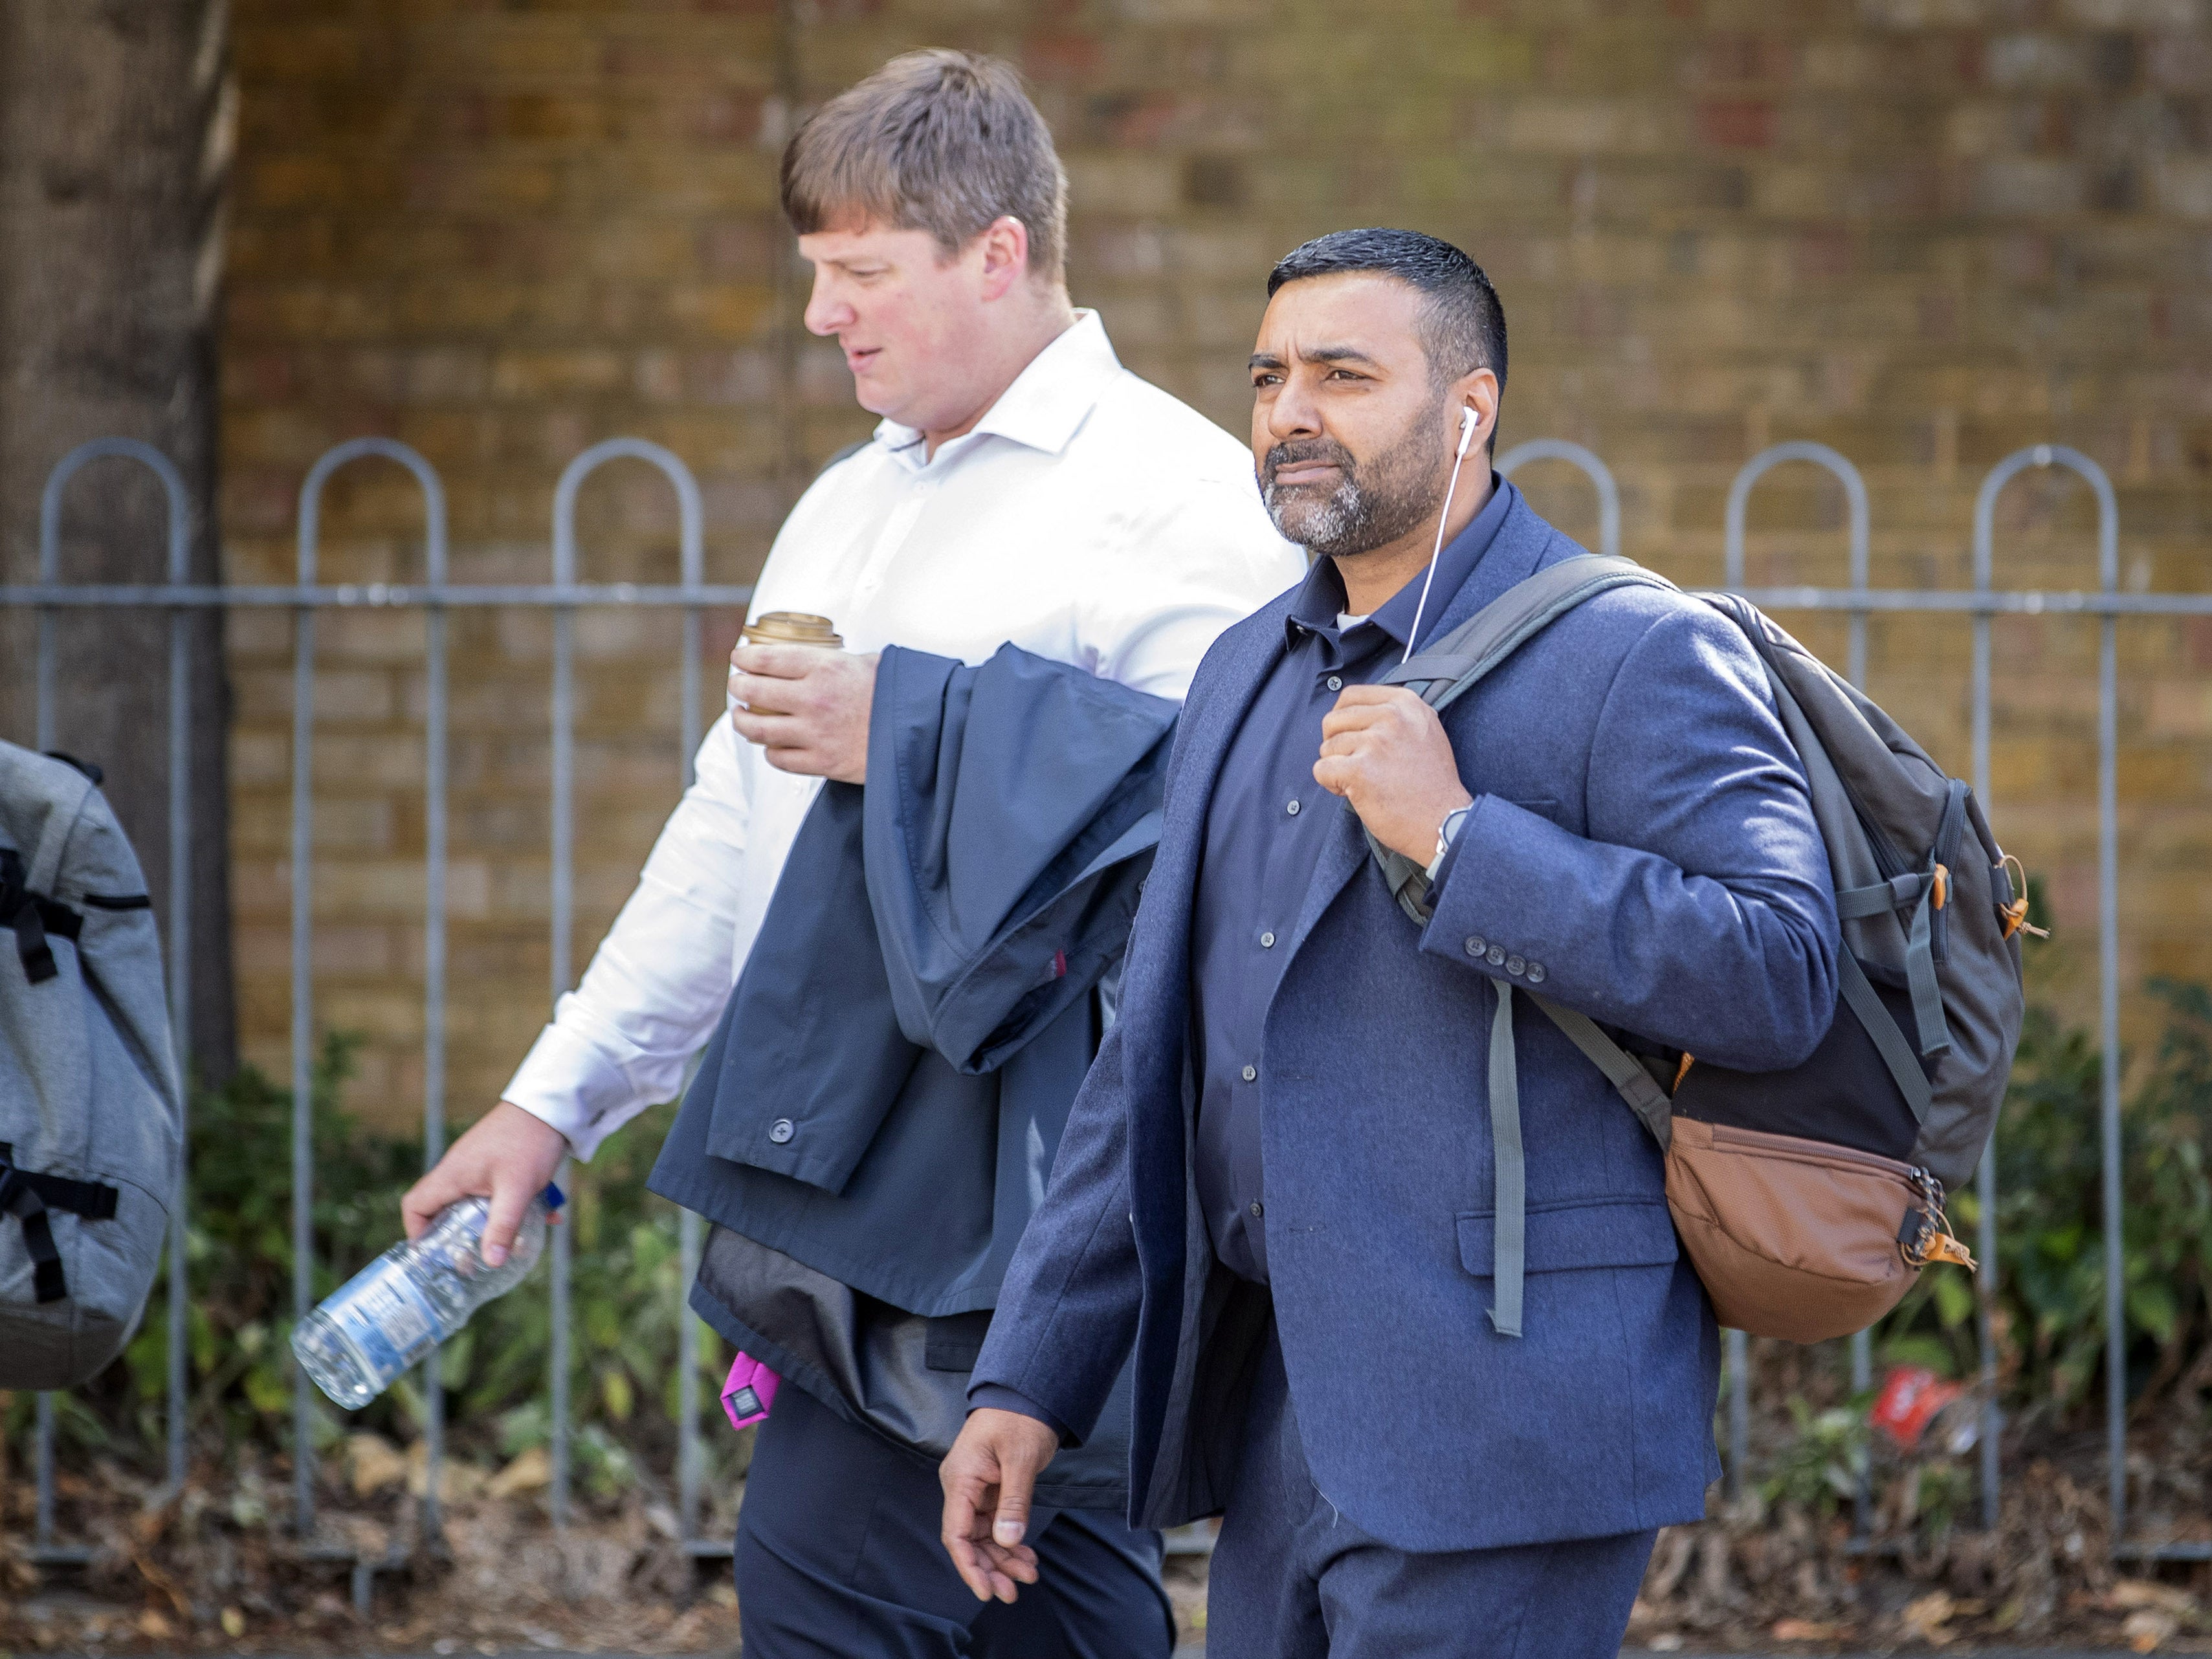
left=968, top=1015, right=1144, bottom=1445
left=1419, top=602, right=1839, bottom=1071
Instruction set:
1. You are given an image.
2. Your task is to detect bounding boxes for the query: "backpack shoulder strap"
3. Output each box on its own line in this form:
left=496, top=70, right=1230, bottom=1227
left=1369, top=554, right=1679, bottom=922
left=1382, top=553, right=1678, bottom=714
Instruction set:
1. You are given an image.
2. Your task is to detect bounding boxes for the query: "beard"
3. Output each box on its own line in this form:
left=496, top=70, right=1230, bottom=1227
left=1260, top=398, right=1452, bottom=560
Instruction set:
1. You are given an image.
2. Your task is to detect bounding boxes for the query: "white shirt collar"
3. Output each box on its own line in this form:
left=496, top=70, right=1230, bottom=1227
left=872, top=311, right=1123, bottom=472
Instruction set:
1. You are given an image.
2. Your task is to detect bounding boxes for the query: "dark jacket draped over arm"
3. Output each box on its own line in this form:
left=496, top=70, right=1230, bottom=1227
left=645, top=644, right=1173, bottom=1494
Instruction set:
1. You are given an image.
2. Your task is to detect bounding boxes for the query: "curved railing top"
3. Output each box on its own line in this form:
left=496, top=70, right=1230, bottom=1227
left=551, top=437, right=703, bottom=588
left=39, top=437, right=192, bottom=586
left=1973, top=443, right=2118, bottom=595
left=1723, top=441, right=1869, bottom=592
left=296, top=437, right=449, bottom=588
left=1496, top=438, right=1620, bottom=561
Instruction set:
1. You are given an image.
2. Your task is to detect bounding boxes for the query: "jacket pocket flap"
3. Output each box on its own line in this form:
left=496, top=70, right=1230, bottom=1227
left=1457, top=1197, right=1679, bottom=1277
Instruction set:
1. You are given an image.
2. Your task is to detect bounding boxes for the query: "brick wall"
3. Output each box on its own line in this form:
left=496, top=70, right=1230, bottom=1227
left=222, top=0, right=2212, bottom=1130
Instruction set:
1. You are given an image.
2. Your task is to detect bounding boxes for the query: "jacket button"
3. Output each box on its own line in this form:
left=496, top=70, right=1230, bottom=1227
left=768, top=1118, right=795, bottom=1145
left=1526, top=961, right=1546, bottom=984
left=1507, top=954, right=1525, bottom=976
left=1487, top=945, right=1507, bottom=967
left=1249, top=1200, right=1265, bottom=1218
left=1465, top=936, right=1486, bottom=957
left=1241, top=1064, right=1257, bottom=1082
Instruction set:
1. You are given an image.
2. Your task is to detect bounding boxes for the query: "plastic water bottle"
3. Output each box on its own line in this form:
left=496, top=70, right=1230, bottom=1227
left=292, top=1185, right=564, bottom=1409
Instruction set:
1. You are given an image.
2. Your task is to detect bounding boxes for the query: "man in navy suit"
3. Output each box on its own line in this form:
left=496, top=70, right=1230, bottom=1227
left=937, top=228, right=1841, bottom=1657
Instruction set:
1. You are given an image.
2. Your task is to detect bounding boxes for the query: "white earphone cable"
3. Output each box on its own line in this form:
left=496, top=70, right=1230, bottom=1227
left=1400, top=408, right=1479, bottom=666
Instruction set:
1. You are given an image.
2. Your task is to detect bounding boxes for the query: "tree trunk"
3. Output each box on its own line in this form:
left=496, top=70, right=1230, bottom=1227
left=0, top=0, right=238, bottom=1083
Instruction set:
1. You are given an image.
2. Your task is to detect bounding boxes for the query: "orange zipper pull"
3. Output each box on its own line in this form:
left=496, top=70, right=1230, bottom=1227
left=1923, top=1231, right=1976, bottom=1269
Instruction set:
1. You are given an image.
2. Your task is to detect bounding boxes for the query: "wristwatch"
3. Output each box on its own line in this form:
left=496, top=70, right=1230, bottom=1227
left=1426, top=803, right=1473, bottom=884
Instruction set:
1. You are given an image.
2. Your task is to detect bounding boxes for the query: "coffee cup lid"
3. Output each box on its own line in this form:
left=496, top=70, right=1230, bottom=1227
left=742, top=611, right=843, bottom=649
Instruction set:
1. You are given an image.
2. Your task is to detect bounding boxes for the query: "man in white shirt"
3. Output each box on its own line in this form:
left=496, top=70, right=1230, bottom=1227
left=401, top=48, right=1300, bottom=1659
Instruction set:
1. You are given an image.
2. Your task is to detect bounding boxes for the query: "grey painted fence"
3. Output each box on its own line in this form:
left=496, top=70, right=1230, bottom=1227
left=5, top=434, right=2206, bottom=1584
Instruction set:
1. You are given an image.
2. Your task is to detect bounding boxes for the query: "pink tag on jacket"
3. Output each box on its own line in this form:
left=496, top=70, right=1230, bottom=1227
left=721, top=1352, right=780, bottom=1431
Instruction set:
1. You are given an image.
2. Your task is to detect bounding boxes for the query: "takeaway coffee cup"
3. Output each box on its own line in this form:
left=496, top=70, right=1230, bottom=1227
left=729, top=611, right=843, bottom=714
left=740, top=611, right=843, bottom=650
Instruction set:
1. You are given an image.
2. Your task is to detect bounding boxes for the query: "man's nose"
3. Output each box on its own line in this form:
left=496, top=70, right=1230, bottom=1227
left=803, top=270, right=852, bottom=338
left=1266, top=375, right=1325, bottom=444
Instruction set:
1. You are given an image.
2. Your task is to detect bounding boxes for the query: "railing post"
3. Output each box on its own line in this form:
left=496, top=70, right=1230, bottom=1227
left=1973, top=443, right=2121, bottom=1545
left=35, top=438, right=195, bottom=1520
left=1725, top=1327, right=1749, bottom=1503
left=547, top=438, right=705, bottom=1533
left=1723, top=441, right=1871, bottom=689
left=1495, top=439, right=1622, bottom=560
left=1719, top=441, right=1872, bottom=1513
left=289, top=439, right=450, bottom=1543
left=291, top=455, right=322, bottom=1539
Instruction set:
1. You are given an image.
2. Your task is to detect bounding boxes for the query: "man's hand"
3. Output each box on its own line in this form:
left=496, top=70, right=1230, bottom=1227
left=1314, top=684, right=1474, bottom=865
left=401, top=1101, right=568, bottom=1267
left=728, top=643, right=878, bottom=782
left=940, top=1408, right=1059, bottom=1603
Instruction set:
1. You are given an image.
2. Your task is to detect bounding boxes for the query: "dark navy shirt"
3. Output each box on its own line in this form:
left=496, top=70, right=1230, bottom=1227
left=1190, top=478, right=1514, bottom=1282
left=969, top=479, right=1516, bottom=1425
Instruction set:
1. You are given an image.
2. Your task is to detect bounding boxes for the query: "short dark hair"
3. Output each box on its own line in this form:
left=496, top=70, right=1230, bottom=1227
left=782, top=50, right=1069, bottom=283
left=1266, top=229, right=1507, bottom=446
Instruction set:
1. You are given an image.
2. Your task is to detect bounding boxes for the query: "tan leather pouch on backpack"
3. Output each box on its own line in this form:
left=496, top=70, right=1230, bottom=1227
left=1661, top=1117, right=1968, bottom=1345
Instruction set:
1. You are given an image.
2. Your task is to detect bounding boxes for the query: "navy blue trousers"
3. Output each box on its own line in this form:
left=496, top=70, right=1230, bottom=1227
left=733, top=1377, right=1175, bottom=1659
left=1206, top=1323, right=1657, bottom=1659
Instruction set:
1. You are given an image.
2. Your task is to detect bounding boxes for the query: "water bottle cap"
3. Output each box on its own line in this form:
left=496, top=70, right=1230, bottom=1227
left=543, top=1182, right=566, bottom=1211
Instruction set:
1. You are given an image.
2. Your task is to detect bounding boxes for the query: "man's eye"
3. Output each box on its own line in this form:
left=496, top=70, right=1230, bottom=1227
left=1252, top=373, right=1281, bottom=388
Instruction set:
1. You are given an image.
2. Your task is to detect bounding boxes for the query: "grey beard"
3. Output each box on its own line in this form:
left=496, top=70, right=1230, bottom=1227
left=1261, top=404, right=1450, bottom=560
left=1264, top=475, right=1377, bottom=558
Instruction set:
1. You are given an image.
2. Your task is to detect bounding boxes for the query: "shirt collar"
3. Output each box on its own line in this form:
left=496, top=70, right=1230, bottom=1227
left=871, top=311, right=1122, bottom=472
left=1284, top=475, right=1520, bottom=652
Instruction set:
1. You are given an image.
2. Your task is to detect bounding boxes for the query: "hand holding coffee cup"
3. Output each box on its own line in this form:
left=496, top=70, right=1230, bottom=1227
left=729, top=612, right=876, bottom=784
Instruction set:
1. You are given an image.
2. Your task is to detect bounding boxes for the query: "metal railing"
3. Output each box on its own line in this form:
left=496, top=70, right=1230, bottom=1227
left=6, top=432, right=2207, bottom=1576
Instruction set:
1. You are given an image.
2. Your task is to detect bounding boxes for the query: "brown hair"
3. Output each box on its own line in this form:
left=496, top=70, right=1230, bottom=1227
left=780, top=50, right=1069, bottom=283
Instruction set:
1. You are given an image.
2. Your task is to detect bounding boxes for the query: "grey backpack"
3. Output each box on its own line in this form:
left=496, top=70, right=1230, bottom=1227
left=1374, top=556, right=2031, bottom=1343
left=1, top=741, right=182, bottom=1388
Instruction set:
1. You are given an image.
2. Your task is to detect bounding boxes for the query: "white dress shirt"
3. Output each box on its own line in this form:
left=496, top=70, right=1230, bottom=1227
left=503, top=311, right=1303, bottom=1159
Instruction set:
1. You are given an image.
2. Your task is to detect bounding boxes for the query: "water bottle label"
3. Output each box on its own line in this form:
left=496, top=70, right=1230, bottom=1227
left=322, top=1260, right=442, bottom=1379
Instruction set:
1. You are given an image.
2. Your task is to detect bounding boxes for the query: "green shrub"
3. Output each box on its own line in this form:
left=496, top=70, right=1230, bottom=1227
left=1869, top=979, right=2212, bottom=1428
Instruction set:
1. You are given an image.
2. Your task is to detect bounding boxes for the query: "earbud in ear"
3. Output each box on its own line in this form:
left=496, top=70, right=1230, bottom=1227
left=1455, top=405, right=1479, bottom=457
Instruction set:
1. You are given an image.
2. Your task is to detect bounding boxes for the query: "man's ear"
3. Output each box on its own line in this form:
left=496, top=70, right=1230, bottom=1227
left=1455, top=366, right=1503, bottom=452
left=976, top=215, right=1031, bottom=303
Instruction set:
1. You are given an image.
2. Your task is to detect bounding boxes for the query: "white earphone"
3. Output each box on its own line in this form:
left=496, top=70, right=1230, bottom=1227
left=1402, top=404, right=1483, bottom=664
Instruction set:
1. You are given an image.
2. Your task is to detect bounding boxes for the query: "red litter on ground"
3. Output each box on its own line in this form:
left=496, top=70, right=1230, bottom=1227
left=1870, top=1365, right=1973, bottom=1452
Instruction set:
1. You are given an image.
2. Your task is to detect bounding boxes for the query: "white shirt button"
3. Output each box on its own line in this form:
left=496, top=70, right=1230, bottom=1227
left=1327, top=676, right=1343, bottom=692
left=1241, top=1064, right=1257, bottom=1082
left=1259, top=931, right=1276, bottom=949
left=1286, top=799, right=1301, bottom=817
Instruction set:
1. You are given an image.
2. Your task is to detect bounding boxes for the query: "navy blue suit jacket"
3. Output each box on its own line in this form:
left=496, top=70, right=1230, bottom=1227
left=969, top=490, right=1840, bottom=1552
